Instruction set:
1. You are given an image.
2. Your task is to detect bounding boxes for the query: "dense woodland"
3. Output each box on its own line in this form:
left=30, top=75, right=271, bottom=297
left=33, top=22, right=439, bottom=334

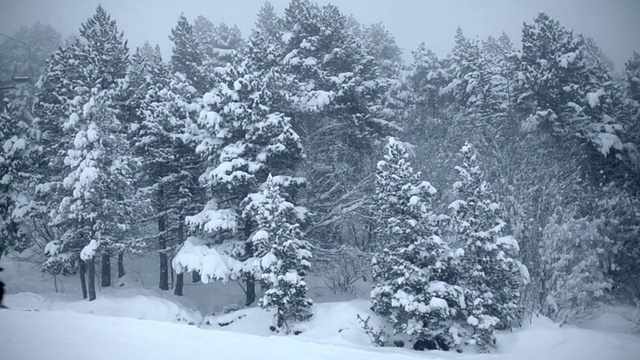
left=1, top=0, right=639, bottom=353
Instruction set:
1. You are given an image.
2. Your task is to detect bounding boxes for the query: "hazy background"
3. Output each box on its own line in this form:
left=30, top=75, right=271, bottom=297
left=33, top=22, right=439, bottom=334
left=1, top=0, right=639, bottom=70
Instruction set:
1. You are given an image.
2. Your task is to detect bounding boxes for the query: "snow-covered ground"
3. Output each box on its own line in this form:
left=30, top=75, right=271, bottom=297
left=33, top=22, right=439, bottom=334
left=1, top=254, right=639, bottom=360
left=2, top=293, right=640, bottom=360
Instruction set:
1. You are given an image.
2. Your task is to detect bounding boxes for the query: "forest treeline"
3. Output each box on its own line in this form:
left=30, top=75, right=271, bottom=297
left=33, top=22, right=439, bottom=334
left=1, top=0, right=639, bottom=352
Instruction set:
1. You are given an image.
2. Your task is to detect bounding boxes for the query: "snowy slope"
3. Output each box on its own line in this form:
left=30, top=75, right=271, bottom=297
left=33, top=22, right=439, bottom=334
left=1, top=310, right=430, bottom=360
left=2, top=296, right=640, bottom=360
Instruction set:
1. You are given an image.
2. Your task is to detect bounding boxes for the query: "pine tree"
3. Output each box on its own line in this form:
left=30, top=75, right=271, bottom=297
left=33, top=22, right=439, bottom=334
left=35, top=6, right=139, bottom=299
left=515, top=13, right=627, bottom=163
left=277, top=0, right=398, bottom=249
left=0, top=23, right=62, bottom=261
left=248, top=1, right=284, bottom=73
left=80, top=5, right=134, bottom=288
left=0, top=85, right=34, bottom=260
left=170, top=13, right=207, bottom=93
left=370, top=137, right=465, bottom=351
left=448, top=143, right=526, bottom=349
left=403, top=43, right=449, bottom=139
left=79, top=6, right=129, bottom=92
left=362, top=22, right=403, bottom=80
left=34, top=40, right=85, bottom=282
left=627, top=52, right=640, bottom=103
left=442, top=28, right=485, bottom=114
left=128, top=42, right=203, bottom=292
left=193, top=16, right=245, bottom=74
left=243, top=175, right=313, bottom=333
left=174, top=55, right=305, bottom=305
left=481, top=33, right=516, bottom=127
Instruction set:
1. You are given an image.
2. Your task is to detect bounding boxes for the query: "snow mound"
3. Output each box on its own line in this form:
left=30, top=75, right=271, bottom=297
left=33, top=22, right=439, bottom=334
left=204, top=299, right=379, bottom=347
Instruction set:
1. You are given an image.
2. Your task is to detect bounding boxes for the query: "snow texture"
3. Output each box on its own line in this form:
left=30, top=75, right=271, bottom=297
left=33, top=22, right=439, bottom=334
left=172, top=237, right=243, bottom=283
left=1, top=296, right=640, bottom=360
left=80, top=240, right=99, bottom=260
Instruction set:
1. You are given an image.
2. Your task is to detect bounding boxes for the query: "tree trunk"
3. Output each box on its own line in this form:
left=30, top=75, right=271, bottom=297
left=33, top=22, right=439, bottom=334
left=159, top=214, right=169, bottom=290
left=170, top=261, right=174, bottom=289
left=245, top=276, right=256, bottom=306
left=117, top=253, right=125, bottom=278
left=192, top=271, right=201, bottom=283
left=87, top=257, right=96, bottom=301
left=175, top=273, right=184, bottom=296
left=244, top=220, right=255, bottom=306
left=174, top=212, right=184, bottom=297
left=101, top=254, right=111, bottom=287
left=79, top=259, right=88, bottom=299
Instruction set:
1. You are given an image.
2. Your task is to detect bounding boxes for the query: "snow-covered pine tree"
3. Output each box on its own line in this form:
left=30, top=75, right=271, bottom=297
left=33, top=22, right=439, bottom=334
left=34, top=6, right=141, bottom=299
left=170, top=13, right=208, bottom=93
left=481, top=33, right=516, bottom=128
left=370, top=137, right=465, bottom=351
left=243, top=175, right=313, bottom=333
left=442, top=28, right=486, bottom=114
left=361, top=22, right=402, bottom=80
left=193, top=16, right=245, bottom=81
left=276, top=0, right=398, bottom=250
left=0, top=23, right=62, bottom=262
left=0, top=85, right=34, bottom=261
left=128, top=42, right=203, bottom=292
left=248, top=1, right=283, bottom=72
left=448, top=142, right=526, bottom=350
left=80, top=5, right=139, bottom=288
left=212, top=23, right=245, bottom=65
left=173, top=54, right=305, bottom=305
left=33, top=39, right=85, bottom=282
left=403, top=43, right=450, bottom=140
left=515, top=13, right=629, bottom=170
left=626, top=52, right=640, bottom=103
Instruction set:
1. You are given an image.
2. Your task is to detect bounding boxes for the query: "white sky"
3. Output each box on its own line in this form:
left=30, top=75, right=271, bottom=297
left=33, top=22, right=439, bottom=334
left=1, top=0, right=639, bottom=70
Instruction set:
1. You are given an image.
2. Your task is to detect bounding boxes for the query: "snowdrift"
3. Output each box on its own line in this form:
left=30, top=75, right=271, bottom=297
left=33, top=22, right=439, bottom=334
left=2, top=293, right=639, bottom=360
left=3, top=291, right=202, bottom=325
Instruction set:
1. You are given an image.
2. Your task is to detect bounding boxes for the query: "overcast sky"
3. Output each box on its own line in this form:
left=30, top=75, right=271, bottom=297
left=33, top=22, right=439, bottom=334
left=1, top=0, right=639, bottom=70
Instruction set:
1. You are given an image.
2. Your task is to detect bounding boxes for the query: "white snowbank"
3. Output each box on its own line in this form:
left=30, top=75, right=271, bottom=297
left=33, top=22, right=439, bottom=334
left=496, top=315, right=640, bottom=360
left=0, top=308, right=422, bottom=360
left=3, top=291, right=201, bottom=325
left=1, top=295, right=640, bottom=360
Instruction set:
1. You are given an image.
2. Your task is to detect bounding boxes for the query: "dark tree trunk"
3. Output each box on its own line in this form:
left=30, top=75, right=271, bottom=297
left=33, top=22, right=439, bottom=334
left=174, top=213, right=184, bottom=296
left=192, top=271, right=201, bottom=283
left=244, top=220, right=255, bottom=306
left=117, top=253, right=125, bottom=278
left=79, top=259, right=88, bottom=299
left=170, top=261, right=174, bottom=289
left=101, top=254, right=111, bottom=287
left=175, top=273, right=184, bottom=296
left=159, top=214, right=169, bottom=290
left=245, top=276, right=256, bottom=306
left=87, top=257, right=96, bottom=301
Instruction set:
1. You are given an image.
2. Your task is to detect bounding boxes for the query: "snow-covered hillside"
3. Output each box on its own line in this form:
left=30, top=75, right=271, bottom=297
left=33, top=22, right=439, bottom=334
left=2, top=293, right=639, bottom=360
